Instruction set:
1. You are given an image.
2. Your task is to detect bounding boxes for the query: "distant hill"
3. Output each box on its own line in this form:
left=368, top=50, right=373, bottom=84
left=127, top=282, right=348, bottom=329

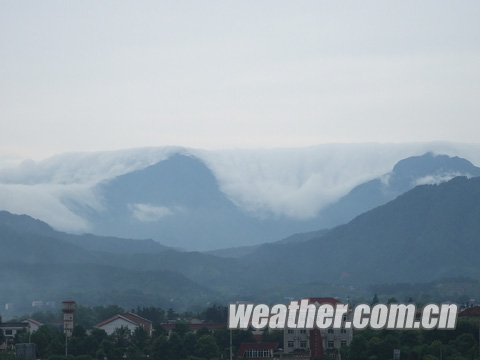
left=0, top=210, right=172, bottom=255
left=73, top=154, right=322, bottom=250
left=0, top=211, right=221, bottom=312
left=316, top=153, right=480, bottom=228
left=238, top=176, right=480, bottom=287
left=66, top=152, right=480, bottom=250
left=2, top=174, right=480, bottom=312
left=206, top=229, right=329, bottom=258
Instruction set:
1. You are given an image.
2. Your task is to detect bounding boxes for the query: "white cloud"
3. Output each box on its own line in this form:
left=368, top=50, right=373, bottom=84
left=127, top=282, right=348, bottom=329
left=198, top=143, right=467, bottom=219
left=0, top=183, right=94, bottom=233
left=129, top=203, right=174, bottom=222
left=413, top=172, right=466, bottom=186
left=1, top=143, right=480, bottom=231
left=0, top=146, right=182, bottom=185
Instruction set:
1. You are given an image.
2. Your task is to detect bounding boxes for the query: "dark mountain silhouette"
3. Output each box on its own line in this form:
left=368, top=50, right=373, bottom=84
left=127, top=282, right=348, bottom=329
left=317, top=152, right=480, bottom=228
left=70, top=153, right=480, bottom=250
left=0, top=211, right=220, bottom=312
left=238, top=176, right=480, bottom=286
left=77, top=154, right=319, bottom=250
left=2, top=162, right=480, bottom=312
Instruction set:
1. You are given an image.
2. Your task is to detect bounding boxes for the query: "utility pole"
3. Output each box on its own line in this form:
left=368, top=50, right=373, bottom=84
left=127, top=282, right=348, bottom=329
left=230, top=328, right=233, bottom=360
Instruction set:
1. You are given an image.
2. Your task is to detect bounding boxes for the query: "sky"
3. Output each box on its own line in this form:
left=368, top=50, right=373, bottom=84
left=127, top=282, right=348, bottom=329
left=1, top=1, right=480, bottom=165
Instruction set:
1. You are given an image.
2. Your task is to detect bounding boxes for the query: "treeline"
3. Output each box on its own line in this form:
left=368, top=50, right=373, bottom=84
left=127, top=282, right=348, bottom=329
left=341, top=321, right=480, bottom=360
left=11, top=322, right=271, bottom=360
left=6, top=304, right=480, bottom=360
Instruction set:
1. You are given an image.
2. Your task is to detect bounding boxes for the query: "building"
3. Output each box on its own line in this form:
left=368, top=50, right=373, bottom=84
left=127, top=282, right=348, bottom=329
left=283, top=298, right=353, bottom=360
left=22, top=319, right=43, bottom=333
left=458, top=305, right=480, bottom=321
left=94, top=313, right=153, bottom=336
left=236, top=342, right=279, bottom=359
left=0, top=322, right=30, bottom=349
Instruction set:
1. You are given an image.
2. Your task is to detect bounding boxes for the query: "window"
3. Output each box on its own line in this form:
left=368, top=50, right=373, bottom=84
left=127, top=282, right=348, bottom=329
left=300, top=340, right=307, bottom=348
left=341, top=340, right=347, bottom=347
left=5, top=330, right=13, bottom=335
left=300, top=329, right=307, bottom=334
left=327, top=328, right=334, bottom=334
left=340, top=328, right=347, bottom=334
left=328, top=341, right=335, bottom=348
left=287, top=329, right=294, bottom=334
left=288, top=341, right=294, bottom=348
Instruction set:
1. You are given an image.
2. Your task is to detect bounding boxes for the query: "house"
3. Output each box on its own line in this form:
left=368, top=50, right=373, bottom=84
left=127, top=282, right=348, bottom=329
left=283, top=297, right=353, bottom=360
left=0, top=322, right=30, bottom=349
left=235, top=342, right=279, bottom=359
left=94, top=313, right=153, bottom=336
left=22, top=319, right=43, bottom=333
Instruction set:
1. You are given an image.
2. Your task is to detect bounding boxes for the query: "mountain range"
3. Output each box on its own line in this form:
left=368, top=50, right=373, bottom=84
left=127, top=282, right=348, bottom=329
left=2, top=144, right=480, bottom=250
left=1, top=161, right=480, bottom=313
left=57, top=152, right=480, bottom=250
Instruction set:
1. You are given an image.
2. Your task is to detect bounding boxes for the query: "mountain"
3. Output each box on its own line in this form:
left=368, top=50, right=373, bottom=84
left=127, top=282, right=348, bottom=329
left=0, top=211, right=221, bottom=313
left=2, top=145, right=480, bottom=251
left=0, top=210, right=172, bottom=255
left=316, top=153, right=480, bottom=228
left=237, top=176, right=480, bottom=287
left=71, top=154, right=321, bottom=250
left=206, top=229, right=329, bottom=258
left=2, top=175, right=480, bottom=312
left=65, top=152, right=480, bottom=250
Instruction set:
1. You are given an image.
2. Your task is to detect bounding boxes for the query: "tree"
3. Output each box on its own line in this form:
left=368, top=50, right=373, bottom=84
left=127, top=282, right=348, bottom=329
left=167, top=308, right=177, bottom=321
left=111, top=326, right=131, bottom=349
left=96, top=338, right=116, bottom=360
left=168, top=332, right=184, bottom=360
left=195, top=327, right=211, bottom=339
left=131, top=326, right=150, bottom=353
left=45, top=337, right=64, bottom=357
left=195, top=334, right=219, bottom=360
left=151, top=335, right=169, bottom=360
left=0, top=316, right=5, bottom=346
left=183, top=332, right=197, bottom=357
left=213, top=327, right=230, bottom=357
left=152, top=324, right=167, bottom=338
left=172, top=323, right=189, bottom=339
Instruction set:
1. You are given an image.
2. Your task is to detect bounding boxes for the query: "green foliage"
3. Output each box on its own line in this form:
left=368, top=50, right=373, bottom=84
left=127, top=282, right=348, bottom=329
left=0, top=316, right=5, bottom=345
left=130, top=326, right=150, bottom=353
left=151, top=335, right=169, bottom=360
left=133, top=306, right=165, bottom=323
left=171, top=323, right=190, bottom=339
left=168, top=332, right=185, bottom=360
left=183, top=332, right=197, bottom=357
left=152, top=323, right=167, bottom=338
left=195, top=334, right=219, bottom=360
left=195, top=327, right=211, bottom=339
left=199, top=305, right=228, bottom=323
left=343, top=320, right=480, bottom=360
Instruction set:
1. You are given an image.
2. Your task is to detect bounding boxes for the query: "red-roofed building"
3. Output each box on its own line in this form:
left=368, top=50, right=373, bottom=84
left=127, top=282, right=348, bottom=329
left=284, top=298, right=353, bottom=360
left=235, top=342, right=278, bottom=359
left=94, top=313, right=152, bottom=336
left=22, top=318, right=43, bottom=332
left=458, top=305, right=480, bottom=320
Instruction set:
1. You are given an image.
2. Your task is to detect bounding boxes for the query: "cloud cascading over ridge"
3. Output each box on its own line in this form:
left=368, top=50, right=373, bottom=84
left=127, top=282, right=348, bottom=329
left=1, top=142, right=480, bottom=234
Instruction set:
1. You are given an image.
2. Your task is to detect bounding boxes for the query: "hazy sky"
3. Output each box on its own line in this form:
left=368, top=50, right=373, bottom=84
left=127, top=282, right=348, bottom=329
left=1, top=1, right=479, bottom=162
